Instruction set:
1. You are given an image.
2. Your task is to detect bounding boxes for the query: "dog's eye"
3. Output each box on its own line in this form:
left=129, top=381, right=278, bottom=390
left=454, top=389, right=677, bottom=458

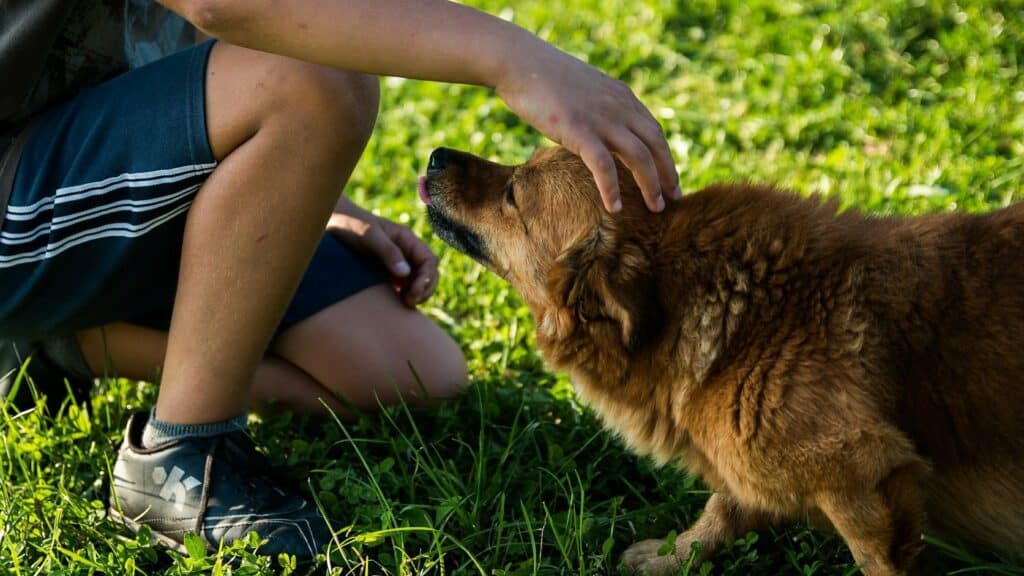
left=505, top=181, right=518, bottom=208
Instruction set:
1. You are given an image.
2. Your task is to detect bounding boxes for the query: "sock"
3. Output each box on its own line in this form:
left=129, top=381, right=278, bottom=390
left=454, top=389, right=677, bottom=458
left=141, top=408, right=249, bottom=448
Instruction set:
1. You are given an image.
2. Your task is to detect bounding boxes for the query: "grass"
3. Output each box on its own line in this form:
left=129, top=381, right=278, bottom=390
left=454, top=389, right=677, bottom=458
left=2, top=0, right=1023, bottom=574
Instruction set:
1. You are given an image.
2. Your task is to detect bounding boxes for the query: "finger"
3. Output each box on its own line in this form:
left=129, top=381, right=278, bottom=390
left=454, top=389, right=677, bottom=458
left=574, top=134, right=622, bottom=213
left=419, top=268, right=438, bottom=301
left=391, top=227, right=438, bottom=273
left=384, top=227, right=438, bottom=304
left=404, top=272, right=436, bottom=307
left=407, top=253, right=439, bottom=305
left=632, top=115, right=680, bottom=200
left=615, top=83, right=680, bottom=199
left=363, top=224, right=411, bottom=278
left=609, top=129, right=663, bottom=212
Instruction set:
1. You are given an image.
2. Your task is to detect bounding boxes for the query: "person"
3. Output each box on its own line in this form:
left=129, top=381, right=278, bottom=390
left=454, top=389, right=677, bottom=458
left=0, top=0, right=679, bottom=562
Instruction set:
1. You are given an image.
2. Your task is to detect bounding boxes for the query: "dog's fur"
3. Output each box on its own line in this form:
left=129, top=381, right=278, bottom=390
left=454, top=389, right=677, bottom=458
left=424, top=146, right=1024, bottom=575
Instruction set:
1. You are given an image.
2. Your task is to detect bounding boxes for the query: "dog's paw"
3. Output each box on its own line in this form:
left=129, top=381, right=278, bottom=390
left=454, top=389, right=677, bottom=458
left=620, top=538, right=685, bottom=576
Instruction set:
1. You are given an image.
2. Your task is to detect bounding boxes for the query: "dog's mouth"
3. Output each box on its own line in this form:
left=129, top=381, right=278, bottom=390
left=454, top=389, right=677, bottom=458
left=427, top=205, right=489, bottom=265
left=421, top=171, right=491, bottom=265
left=422, top=173, right=491, bottom=268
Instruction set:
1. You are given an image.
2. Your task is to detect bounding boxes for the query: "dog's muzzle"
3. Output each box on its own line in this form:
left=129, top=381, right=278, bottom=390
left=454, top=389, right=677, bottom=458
left=426, top=205, right=489, bottom=265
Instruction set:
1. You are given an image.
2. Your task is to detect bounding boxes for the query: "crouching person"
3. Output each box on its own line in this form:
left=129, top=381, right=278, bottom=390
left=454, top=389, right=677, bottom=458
left=0, top=0, right=674, bottom=562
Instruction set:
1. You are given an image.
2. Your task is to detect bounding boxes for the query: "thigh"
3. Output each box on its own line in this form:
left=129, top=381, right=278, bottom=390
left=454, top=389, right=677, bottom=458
left=271, top=229, right=461, bottom=403
left=271, top=283, right=468, bottom=411
left=76, top=228, right=465, bottom=409
left=119, top=232, right=390, bottom=335
left=270, top=236, right=465, bottom=409
left=77, top=280, right=467, bottom=414
left=0, top=42, right=218, bottom=339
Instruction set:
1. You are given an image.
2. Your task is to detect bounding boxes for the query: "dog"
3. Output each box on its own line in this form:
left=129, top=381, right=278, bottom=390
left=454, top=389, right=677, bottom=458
left=420, top=145, right=1024, bottom=575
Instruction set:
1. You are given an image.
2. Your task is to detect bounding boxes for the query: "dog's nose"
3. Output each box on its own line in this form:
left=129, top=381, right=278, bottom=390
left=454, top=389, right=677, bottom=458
left=428, top=148, right=448, bottom=172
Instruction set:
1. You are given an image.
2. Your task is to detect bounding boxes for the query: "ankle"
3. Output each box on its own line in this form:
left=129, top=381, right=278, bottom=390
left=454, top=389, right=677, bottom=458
left=141, top=408, right=248, bottom=448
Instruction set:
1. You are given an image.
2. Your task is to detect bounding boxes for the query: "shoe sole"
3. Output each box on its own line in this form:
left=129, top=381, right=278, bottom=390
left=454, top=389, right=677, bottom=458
left=108, top=506, right=322, bottom=567
left=107, top=506, right=189, bottom=554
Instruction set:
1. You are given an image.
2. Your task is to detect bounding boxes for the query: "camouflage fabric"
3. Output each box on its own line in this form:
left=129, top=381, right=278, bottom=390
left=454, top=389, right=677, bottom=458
left=3, top=0, right=194, bottom=128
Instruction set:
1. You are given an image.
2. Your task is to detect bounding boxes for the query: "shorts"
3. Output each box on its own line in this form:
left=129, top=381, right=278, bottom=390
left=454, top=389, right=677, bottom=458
left=0, top=41, right=388, bottom=374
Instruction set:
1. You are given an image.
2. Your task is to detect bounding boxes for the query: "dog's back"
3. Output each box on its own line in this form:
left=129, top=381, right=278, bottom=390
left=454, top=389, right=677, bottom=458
left=879, top=202, right=1024, bottom=556
left=664, top=186, right=1024, bottom=558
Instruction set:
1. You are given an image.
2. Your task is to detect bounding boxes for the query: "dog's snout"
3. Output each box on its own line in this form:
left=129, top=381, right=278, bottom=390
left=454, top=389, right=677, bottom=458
left=428, top=148, right=449, bottom=172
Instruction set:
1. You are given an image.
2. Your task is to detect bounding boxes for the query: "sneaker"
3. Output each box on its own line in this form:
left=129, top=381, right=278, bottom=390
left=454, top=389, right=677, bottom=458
left=108, top=412, right=334, bottom=562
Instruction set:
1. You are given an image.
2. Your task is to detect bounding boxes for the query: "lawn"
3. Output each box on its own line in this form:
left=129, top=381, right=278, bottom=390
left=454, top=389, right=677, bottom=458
left=2, top=0, right=1023, bottom=574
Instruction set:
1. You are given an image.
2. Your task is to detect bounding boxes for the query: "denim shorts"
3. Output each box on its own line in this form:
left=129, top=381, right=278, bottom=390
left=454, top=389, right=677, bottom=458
left=0, top=41, right=387, bottom=369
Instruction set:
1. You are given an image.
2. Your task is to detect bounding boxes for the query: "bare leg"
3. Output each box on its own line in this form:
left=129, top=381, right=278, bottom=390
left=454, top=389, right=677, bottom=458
left=622, top=492, right=776, bottom=575
left=76, top=286, right=467, bottom=417
left=153, top=42, right=379, bottom=424
left=75, top=322, right=344, bottom=415
left=247, top=355, right=348, bottom=416
left=270, top=284, right=467, bottom=412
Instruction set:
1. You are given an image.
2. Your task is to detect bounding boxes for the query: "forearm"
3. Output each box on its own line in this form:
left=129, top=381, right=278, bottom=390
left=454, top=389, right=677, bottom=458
left=161, top=0, right=680, bottom=213
left=159, top=0, right=549, bottom=89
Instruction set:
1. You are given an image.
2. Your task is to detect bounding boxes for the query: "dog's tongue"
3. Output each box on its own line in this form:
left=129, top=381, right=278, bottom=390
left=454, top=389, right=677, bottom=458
left=417, top=176, right=431, bottom=205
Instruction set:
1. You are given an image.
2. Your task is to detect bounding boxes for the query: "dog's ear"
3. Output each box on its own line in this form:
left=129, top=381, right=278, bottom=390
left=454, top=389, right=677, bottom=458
left=545, top=227, right=663, bottom=351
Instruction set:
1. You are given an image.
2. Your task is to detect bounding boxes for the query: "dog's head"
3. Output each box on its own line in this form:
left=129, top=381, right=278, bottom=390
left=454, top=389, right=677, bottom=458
left=422, top=146, right=664, bottom=352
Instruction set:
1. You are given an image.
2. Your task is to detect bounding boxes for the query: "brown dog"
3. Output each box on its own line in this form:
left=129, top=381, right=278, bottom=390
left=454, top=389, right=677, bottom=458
left=421, top=146, right=1024, bottom=575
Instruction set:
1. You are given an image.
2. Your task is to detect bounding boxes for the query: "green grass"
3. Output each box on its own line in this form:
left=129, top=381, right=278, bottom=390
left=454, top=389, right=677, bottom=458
left=2, top=0, right=1023, bottom=574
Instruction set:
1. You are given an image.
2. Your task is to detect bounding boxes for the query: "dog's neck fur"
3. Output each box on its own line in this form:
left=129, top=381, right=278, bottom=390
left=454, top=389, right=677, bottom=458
left=530, top=185, right=876, bottom=465
left=529, top=198, right=723, bottom=464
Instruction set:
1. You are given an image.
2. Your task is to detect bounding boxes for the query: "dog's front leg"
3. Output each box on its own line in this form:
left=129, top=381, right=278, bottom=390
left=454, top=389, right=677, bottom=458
left=621, top=492, right=774, bottom=575
left=814, top=464, right=926, bottom=576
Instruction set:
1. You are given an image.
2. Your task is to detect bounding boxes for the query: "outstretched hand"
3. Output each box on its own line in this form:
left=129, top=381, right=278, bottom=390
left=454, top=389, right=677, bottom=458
left=495, top=46, right=680, bottom=213
left=328, top=201, right=438, bottom=308
left=167, top=0, right=676, bottom=212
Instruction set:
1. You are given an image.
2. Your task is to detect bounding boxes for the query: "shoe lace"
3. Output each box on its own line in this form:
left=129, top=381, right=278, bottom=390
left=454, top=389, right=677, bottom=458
left=214, top=432, right=306, bottom=506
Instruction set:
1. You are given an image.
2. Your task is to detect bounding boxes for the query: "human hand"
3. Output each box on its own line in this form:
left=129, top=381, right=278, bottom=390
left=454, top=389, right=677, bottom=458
left=495, top=44, right=679, bottom=213
left=327, top=206, right=438, bottom=307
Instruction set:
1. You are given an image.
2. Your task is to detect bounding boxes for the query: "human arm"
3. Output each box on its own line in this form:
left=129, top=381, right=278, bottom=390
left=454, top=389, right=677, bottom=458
left=157, top=0, right=679, bottom=212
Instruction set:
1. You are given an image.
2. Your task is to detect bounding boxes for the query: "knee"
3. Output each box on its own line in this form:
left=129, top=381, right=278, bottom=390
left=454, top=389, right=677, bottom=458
left=271, top=284, right=469, bottom=410
left=412, top=331, right=468, bottom=402
left=378, top=318, right=467, bottom=406
left=273, top=63, right=380, bottom=151
left=206, top=44, right=380, bottom=164
left=225, top=45, right=380, bottom=152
